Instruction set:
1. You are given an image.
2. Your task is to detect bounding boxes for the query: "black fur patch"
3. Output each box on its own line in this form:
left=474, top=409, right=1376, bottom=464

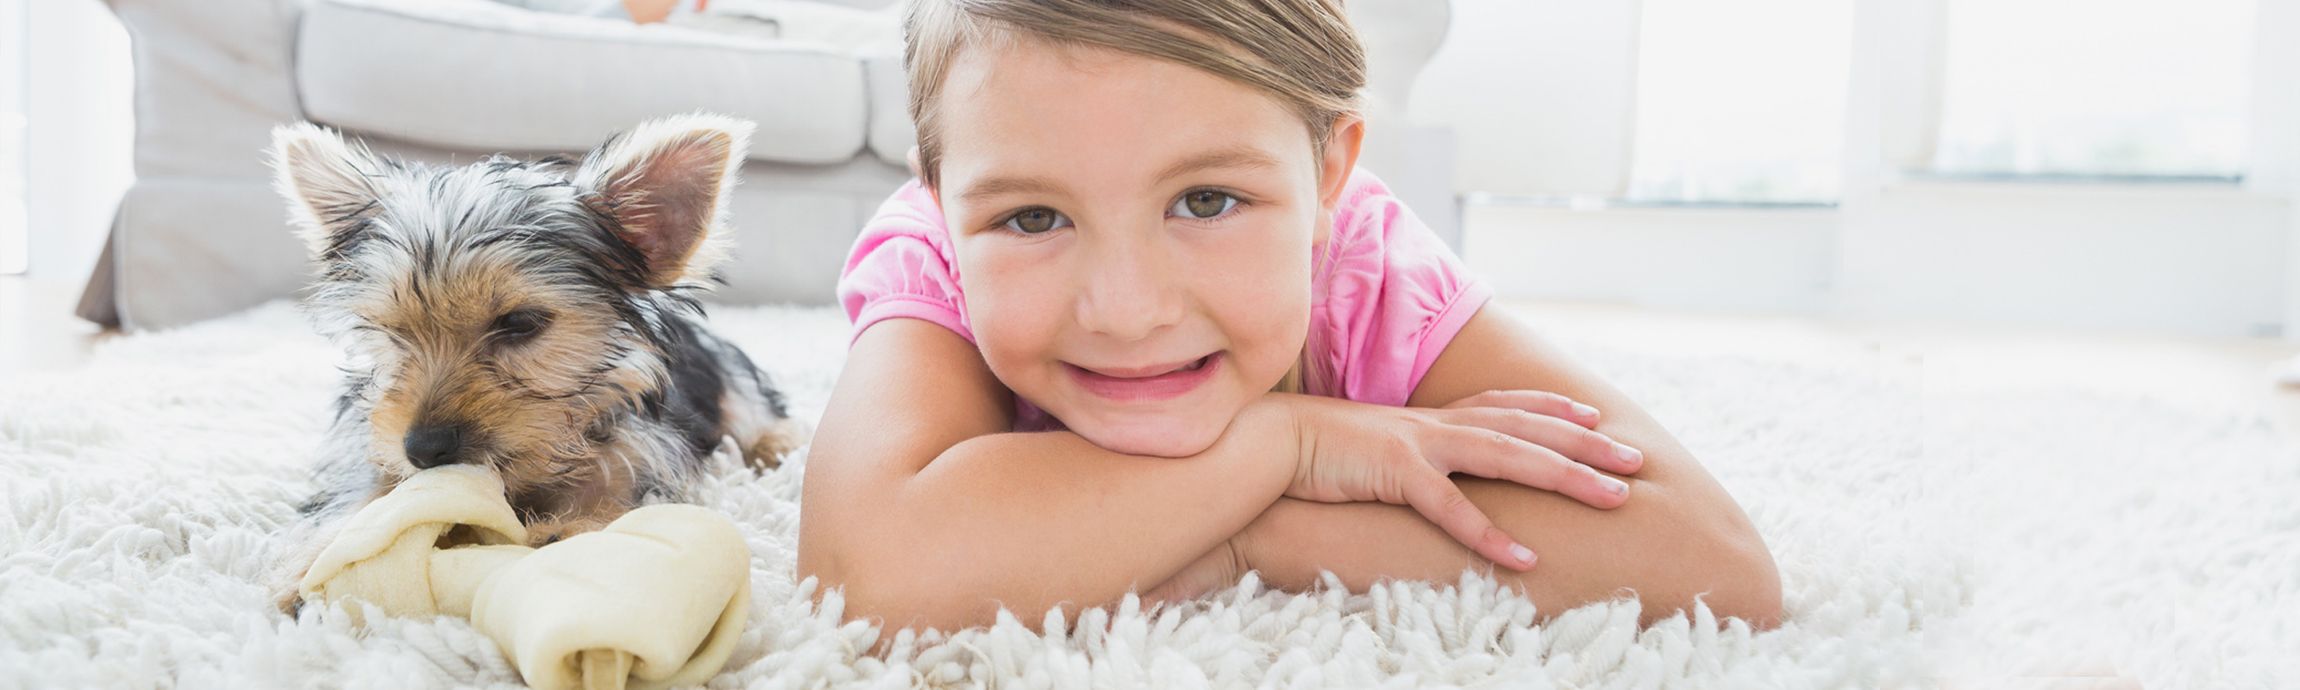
left=651, top=315, right=731, bottom=455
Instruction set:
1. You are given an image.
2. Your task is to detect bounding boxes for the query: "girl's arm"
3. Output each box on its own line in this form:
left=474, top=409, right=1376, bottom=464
left=796, top=319, right=1302, bottom=637
left=1181, top=306, right=1784, bottom=627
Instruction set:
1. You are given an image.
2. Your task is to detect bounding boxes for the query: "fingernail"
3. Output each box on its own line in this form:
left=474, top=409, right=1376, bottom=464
left=1572, top=402, right=1599, bottom=418
left=1614, top=442, right=1642, bottom=467
left=1509, top=543, right=1537, bottom=567
left=1603, top=476, right=1629, bottom=495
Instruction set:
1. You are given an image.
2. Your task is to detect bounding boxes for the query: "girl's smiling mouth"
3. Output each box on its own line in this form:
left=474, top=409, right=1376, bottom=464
left=1065, top=353, right=1223, bottom=402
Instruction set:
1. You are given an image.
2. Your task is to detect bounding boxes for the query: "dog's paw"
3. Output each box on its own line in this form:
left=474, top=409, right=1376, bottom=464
left=274, top=583, right=309, bottom=617
left=743, top=417, right=810, bottom=472
left=268, top=555, right=317, bottom=617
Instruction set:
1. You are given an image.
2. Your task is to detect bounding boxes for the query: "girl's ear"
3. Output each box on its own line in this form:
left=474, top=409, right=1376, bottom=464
left=911, top=146, right=945, bottom=210
left=1315, top=115, right=1367, bottom=244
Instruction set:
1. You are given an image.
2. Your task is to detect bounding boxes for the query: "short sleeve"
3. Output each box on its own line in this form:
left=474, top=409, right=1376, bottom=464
left=1310, top=170, right=1494, bottom=406
left=835, top=180, right=976, bottom=345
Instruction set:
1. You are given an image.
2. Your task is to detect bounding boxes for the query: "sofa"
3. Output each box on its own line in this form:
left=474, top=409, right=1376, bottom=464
left=78, top=0, right=1455, bottom=330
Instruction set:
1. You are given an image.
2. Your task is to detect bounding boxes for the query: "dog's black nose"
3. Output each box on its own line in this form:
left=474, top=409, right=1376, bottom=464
left=403, top=424, right=467, bottom=469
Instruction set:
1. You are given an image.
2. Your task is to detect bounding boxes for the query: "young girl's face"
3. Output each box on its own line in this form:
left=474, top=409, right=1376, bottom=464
left=930, top=38, right=1341, bottom=457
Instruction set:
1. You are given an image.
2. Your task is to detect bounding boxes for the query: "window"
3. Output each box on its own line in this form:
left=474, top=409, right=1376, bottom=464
left=1, top=0, right=24, bottom=274
left=1930, top=0, right=2257, bottom=179
left=1624, top=0, right=1854, bottom=204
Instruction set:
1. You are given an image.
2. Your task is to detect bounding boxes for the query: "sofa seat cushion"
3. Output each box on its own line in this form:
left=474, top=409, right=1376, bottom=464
left=295, top=0, right=869, bottom=164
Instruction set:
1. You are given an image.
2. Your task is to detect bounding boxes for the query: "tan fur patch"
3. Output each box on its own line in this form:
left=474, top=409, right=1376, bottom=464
left=359, top=251, right=663, bottom=508
left=744, top=417, right=810, bottom=471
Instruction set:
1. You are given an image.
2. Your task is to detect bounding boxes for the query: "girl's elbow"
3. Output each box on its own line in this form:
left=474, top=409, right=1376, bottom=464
left=806, top=555, right=926, bottom=632
left=799, top=540, right=976, bottom=634
left=1637, top=478, right=1782, bottom=629
left=1636, top=538, right=1781, bottom=630
left=794, top=537, right=843, bottom=601
left=1705, top=533, right=1784, bottom=630
left=796, top=518, right=903, bottom=624
left=842, top=582, right=999, bottom=641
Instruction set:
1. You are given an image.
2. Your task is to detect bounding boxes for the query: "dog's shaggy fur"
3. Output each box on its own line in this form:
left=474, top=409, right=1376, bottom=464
left=264, top=114, right=806, bottom=608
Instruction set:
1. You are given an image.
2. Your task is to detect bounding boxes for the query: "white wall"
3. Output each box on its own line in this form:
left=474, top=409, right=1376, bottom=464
left=1466, top=183, right=2291, bottom=338
left=1439, top=0, right=2300, bottom=338
left=0, top=0, right=126, bottom=366
left=1410, top=0, right=1638, bottom=198
left=24, top=0, right=133, bottom=287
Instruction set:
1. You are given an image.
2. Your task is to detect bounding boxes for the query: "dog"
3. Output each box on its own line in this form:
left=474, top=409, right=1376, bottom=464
left=265, top=114, right=805, bottom=612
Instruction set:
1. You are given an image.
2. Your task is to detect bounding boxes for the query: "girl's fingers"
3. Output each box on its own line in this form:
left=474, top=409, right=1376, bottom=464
left=1403, top=470, right=1538, bottom=571
left=1443, top=390, right=1602, bottom=429
left=1445, top=406, right=1644, bottom=476
left=1434, top=425, right=1630, bottom=509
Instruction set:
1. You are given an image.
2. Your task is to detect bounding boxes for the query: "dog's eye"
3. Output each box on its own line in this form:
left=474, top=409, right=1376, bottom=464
left=489, top=309, right=551, bottom=343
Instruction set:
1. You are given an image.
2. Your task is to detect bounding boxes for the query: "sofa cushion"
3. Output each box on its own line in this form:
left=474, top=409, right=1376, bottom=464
left=295, top=0, right=869, bottom=164
left=861, top=50, right=913, bottom=168
left=106, top=178, right=311, bottom=332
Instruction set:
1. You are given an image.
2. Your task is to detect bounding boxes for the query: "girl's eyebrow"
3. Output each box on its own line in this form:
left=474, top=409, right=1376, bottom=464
left=958, top=146, right=1281, bottom=205
left=1154, top=146, right=1281, bottom=184
left=959, top=175, right=1061, bottom=204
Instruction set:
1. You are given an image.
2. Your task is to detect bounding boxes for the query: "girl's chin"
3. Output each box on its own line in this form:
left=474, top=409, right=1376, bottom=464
left=1065, top=410, right=1232, bottom=458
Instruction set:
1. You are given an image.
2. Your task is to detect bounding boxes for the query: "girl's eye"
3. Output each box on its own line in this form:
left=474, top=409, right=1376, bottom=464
left=1003, top=207, right=1071, bottom=235
left=489, top=309, right=551, bottom=343
left=1172, top=190, right=1239, bottom=220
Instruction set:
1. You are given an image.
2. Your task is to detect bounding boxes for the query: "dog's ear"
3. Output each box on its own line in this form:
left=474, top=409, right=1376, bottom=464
left=575, top=113, right=754, bottom=289
left=270, top=123, right=385, bottom=261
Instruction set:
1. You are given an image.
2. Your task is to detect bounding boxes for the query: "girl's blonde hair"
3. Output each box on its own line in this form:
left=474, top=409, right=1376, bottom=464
left=902, top=0, right=1367, bottom=395
left=902, top=0, right=1368, bottom=190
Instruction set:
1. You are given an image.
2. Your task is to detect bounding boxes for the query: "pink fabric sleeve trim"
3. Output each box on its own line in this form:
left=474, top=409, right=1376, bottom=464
left=837, top=178, right=978, bottom=347
left=1405, top=272, right=1495, bottom=400
left=848, top=296, right=975, bottom=347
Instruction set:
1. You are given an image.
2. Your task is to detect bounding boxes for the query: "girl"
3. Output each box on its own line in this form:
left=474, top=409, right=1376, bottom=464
left=798, top=0, right=1781, bottom=639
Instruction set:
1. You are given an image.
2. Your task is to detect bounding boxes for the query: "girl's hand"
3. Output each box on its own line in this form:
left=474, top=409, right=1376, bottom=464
left=1278, top=391, right=1644, bottom=570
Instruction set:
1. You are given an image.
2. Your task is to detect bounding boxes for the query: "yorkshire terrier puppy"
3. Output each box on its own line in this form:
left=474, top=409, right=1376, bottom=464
left=266, top=114, right=805, bottom=612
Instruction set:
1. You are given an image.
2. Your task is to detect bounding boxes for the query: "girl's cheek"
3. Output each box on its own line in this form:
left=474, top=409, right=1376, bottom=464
left=960, top=247, right=1068, bottom=368
left=1200, top=216, right=1315, bottom=367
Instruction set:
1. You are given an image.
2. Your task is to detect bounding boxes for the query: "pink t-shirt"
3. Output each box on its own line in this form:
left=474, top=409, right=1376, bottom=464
left=836, top=168, right=1493, bottom=430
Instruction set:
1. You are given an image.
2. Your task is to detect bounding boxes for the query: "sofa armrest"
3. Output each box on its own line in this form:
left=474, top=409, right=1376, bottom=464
left=81, top=0, right=307, bottom=327
left=105, top=0, right=307, bottom=180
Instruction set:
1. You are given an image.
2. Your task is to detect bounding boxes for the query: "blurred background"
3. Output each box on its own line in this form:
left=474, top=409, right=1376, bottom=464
left=7, top=3, right=2291, bottom=682
left=3, top=0, right=2296, bottom=397
left=1430, top=0, right=2289, bottom=338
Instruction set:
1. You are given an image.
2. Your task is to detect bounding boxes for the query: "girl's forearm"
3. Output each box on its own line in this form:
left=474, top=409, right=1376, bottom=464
left=816, top=400, right=1300, bottom=634
left=1239, top=478, right=1782, bottom=627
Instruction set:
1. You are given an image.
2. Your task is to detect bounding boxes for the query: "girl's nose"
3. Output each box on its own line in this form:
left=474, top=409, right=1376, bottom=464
left=1075, top=232, right=1186, bottom=342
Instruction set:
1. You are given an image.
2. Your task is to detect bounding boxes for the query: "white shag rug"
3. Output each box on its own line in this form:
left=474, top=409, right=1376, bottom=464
left=3, top=302, right=2296, bottom=689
